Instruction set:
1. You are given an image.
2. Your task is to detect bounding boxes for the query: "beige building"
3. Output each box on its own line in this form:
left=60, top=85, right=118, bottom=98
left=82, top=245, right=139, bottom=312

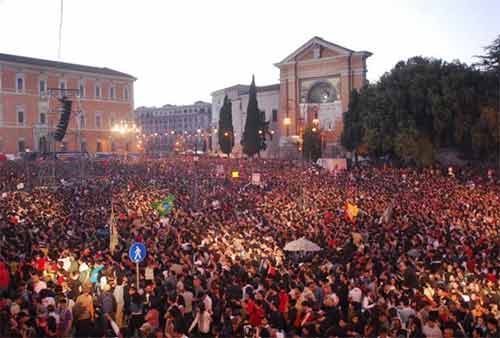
left=0, top=52, right=136, bottom=155
left=213, top=36, right=372, bottom=158
left=275, top=36, right=371, bottom=156
left=211, top=84, right=280, bottom=157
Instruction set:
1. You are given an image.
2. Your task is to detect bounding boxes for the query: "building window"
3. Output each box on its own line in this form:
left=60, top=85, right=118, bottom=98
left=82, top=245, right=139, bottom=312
left=79, top=112, right=86, bottom=128
left=40, top=112, right=46, bottom=125
left=96, top=141, right=102, bottom=152
left=39, top=137, right=48, bottom=153
left=124, top=86, right=129, bottom=100
left=272, top=109, right=278, bottom=122
left=95, top=112, right=102, bottom=129
left=79, top=81, right=85, bottom=97
left=110, top=114, right=115, bottom=127
left=39, top=79, right=46, bottom=95
left=110, top=87, right=115, bottom=99
left=80, top=141, right=87, bottom=152
left=17, top=110, right=24, bottom=125
left=313, top=45, right=321, bottom=59
left=111, top=142, right=116, bottom=152
left=96, top=85, right=101, bottom=98
left=18, top=139, right=26, bottom=153
left=59, top=80, right=66, bottom=90
left=16, top=75, right=24, bottom=92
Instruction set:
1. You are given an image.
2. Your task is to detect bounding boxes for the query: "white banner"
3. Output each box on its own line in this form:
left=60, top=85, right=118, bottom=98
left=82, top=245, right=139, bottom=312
left=216, top=164, right=224, bottom=177
left=251, top=173, right=261, bottom=185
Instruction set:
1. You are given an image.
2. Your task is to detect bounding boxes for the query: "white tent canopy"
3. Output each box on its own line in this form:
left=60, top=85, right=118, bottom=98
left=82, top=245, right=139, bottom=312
left=284, top=237, right=321, bottom=252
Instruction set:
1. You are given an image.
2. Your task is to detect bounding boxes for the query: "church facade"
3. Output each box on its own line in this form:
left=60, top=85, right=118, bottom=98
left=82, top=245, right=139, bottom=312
left=275, top=36, right=372, bottom=156
left=211, top=36, right=371, bottom=158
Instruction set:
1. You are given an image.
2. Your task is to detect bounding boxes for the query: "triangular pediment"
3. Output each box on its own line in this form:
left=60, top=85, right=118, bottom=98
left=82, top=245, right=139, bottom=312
left=277, top=36, right=354, bottom=65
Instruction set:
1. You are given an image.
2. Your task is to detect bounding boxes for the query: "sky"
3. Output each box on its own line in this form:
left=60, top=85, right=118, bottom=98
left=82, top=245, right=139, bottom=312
left=1, top=0, right=499, bottom=108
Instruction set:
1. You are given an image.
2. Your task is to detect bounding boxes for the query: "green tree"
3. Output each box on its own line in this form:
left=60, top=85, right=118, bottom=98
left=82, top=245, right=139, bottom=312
left=476, top=34, right=500, bottom=74
left=352, top=55, right=498, bottom=164
left=242, top=75, right=261, bottom=157
left=303, top=126, right=322, bottom=161
left=341, top=89, right=363, bottom=163
left=218, top=95, right=234, bottom=155
left=475, top=34, right=500, bottom=164
left=258, top=110, right=272, bottom=153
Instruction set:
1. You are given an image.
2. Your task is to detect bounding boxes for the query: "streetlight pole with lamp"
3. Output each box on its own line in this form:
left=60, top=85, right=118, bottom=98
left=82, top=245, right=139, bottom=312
left=196, top=128, right=202, bottom=154
left=111, top=120, right=140, bottom=160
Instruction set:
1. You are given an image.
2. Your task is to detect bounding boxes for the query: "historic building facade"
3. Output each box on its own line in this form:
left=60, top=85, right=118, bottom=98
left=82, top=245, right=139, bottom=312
left=135, top=101, right=211, bottom=135
left=275, top=36, right=372, bottom=156
left=210, top=37, right=371, bottom=158
left=134, top=101, right=212, bottom=153
left=211, top=84, right=280, bottom=157
left=0, top=53, right=136, bottom=155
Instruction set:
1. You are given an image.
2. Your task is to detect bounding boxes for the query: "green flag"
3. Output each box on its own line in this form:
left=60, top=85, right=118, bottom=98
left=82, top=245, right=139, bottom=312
left=152, top=194, right=176, bottom=216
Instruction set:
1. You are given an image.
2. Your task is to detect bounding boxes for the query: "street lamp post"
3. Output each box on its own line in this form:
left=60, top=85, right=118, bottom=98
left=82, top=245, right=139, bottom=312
left=497, top=74, right=500, bottom=170
left=25, top=148, right=31, bottom=191
left=192, top=155, right=199, bottom=210
left=111, top=120, right=140, bottom=160
left=196, top=128, right=202, bottom=154
left=312, top=114, right=320, bottom=163
left=283, top=117, right=291, bottom=137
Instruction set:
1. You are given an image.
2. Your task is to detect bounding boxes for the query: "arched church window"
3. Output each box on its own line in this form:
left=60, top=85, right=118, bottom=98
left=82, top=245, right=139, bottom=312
left=308, top=82, right=337, bottom=103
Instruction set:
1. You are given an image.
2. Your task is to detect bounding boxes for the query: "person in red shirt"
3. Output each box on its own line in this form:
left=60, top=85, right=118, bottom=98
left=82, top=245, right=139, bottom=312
left=35, top=255, right=47, bottom=272
left=278, top=288, right=289, bottom=314
left=0, top=261, right=10, bottom=294
left=487, top=269, right=497, bottom=283
left=249, top=299, right=265, bottom=327
left=245, top=296, right=265, bottom=327
left=466, top=258, right=476, bottom=272
left=324, top=210, right=334, bottom=224
left=465, top=246, right=473, bottom=258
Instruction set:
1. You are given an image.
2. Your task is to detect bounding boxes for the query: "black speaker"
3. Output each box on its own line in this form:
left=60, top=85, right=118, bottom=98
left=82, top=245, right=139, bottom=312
left=54, top=97, right=72, bottom=142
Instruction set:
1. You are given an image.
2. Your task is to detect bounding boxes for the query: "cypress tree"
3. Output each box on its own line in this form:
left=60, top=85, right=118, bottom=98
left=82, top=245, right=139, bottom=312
left=303, top=126, right=322, bottom=161
left=242, top=75, right=261, bottom=157
left=218, top=95, right=234, bottom=155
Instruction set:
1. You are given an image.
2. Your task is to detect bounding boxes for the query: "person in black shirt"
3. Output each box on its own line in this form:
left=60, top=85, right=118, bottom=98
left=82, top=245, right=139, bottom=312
left=267, top=301, right=285, bottom=332
left=336, top=274, right=349, bottom=319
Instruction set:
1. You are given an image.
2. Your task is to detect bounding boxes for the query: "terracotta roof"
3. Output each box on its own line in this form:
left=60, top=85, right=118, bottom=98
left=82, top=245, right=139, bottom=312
left=240, top=84, right=280, bottom=95
left=212, top=83, right=280, bottom=97
left=276, top=36, right=372, bottom=65
left=0, top=52, right=135, bottom=80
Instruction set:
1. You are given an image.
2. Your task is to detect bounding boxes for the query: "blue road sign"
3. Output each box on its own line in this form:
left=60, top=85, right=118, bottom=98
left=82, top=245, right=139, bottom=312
left=129, top=242, right=147, bottom=263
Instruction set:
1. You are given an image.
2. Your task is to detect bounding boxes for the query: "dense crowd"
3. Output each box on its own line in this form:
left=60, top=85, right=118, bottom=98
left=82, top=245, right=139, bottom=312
left=0, top=157, right=498, bottom=338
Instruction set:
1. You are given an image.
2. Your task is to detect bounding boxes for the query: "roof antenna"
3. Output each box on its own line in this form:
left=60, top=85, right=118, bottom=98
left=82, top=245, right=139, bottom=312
left=58, top=0, right=64, bottom=59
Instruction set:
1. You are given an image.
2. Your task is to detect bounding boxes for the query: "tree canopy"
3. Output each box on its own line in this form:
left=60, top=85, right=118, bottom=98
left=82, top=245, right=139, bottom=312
left=218, top=95, right=234, bottom=155
left=476, top=34, right=500, bottom=74
left=342, top=52, right=499, bottom=165
left=303, top=126, right=322, bottom=161
left=242, top=75, right=269, bottom=157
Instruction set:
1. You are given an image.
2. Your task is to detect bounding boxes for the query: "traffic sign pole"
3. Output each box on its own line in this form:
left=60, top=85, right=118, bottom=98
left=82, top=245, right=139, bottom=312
left=129, top=242, right=147, bottom=289
left=136, top=262, right=140, bottom=290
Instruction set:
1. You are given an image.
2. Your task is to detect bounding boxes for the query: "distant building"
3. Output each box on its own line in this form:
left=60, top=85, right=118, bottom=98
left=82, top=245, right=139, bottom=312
left=0, top=52, right=136, bottom=155
left=211, top=36, right=372, bottom=158
left=275, top=36, right=371, bottom=157
left=211, top=84, right=280, bottom=157
left=135, top=101, right=211, bottom=134
left=134, top=101, right=212, bottom=153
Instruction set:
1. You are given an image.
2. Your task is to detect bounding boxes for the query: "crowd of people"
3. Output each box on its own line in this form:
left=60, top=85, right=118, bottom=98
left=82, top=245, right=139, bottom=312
left=0, top=157, right=498, bottom=338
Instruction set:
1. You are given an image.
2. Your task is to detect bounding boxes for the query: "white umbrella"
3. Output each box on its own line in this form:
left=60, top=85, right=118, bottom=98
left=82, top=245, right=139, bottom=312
left=284, top=237, right=321, bottom=252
